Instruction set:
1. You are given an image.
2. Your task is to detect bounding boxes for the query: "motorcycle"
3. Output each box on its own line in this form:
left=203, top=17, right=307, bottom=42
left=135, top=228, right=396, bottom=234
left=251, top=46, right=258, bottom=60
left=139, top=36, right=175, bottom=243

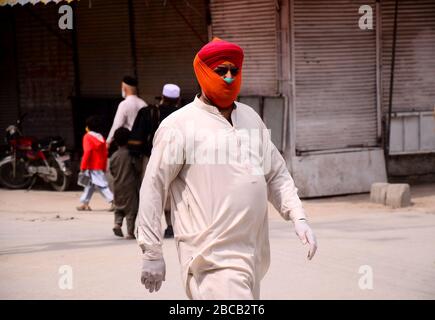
left=0, top=114, right=72, bottom=191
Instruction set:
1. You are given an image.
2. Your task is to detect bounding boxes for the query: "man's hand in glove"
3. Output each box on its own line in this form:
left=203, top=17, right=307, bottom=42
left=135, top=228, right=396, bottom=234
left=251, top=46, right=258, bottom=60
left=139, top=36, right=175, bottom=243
left=141, top=257, right=166, bottom=293
left=293, top=219, right=317, bottom=260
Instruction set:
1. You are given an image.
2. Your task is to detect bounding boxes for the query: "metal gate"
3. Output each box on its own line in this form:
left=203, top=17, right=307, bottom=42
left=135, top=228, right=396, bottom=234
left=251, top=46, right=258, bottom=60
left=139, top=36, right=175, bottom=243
left=293, top=0, right=379, bottom=153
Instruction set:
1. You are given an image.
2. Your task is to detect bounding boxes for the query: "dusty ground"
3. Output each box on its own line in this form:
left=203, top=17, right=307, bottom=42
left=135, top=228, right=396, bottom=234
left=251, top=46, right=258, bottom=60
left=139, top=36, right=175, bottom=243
left=0, top=183, right=434, bottom=300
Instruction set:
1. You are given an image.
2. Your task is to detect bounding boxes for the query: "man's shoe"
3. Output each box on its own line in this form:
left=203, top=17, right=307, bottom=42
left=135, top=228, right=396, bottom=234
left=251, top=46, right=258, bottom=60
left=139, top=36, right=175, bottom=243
left=108, top=202, right=115, bottom=212
left=112, top=224, right=123, bottom=237
left=125, top=234, right=136, bottom=240
left=164, top=226, right=174, bottom=238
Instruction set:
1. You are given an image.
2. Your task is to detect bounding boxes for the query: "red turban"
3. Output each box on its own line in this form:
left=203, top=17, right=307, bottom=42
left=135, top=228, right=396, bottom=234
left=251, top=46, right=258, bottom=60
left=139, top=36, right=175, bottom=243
left=194, top=38, right=244, bottom=108
left=197, top=37, right=244, bottom=69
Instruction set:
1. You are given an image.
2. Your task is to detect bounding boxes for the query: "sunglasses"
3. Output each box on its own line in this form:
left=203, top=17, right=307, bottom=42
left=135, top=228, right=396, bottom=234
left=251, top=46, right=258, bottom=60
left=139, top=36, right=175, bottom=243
left=213, top=66, right=239, bottom=77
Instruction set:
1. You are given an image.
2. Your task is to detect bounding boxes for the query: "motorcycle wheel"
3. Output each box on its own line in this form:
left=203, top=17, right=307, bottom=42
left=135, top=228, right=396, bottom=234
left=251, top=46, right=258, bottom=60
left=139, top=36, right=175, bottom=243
left=48, top=157, right=70, bottom=192
left=0, top=157, right=32, bottom=189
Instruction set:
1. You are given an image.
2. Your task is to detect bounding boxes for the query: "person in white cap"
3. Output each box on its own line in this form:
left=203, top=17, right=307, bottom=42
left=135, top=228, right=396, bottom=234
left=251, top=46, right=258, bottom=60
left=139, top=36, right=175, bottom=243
left=156, top=84, right=180, bottom=238
left=158, top=84, right=181, bottom=121
left=128, top=84, right=182, bottom=237
left=161, top=83, right=181, bottom=101
left=128, top=83, right=181, bottom=174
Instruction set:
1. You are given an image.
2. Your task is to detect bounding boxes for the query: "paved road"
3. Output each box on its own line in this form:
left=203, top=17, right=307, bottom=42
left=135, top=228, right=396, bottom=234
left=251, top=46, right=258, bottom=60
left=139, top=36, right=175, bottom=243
left=0, top=184, right=434, bottom=299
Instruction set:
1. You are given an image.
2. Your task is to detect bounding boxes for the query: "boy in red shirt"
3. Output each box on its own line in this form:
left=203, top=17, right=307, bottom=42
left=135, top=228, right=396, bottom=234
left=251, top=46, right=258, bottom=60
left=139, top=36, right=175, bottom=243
left=77, top=116, right=114, bottom=211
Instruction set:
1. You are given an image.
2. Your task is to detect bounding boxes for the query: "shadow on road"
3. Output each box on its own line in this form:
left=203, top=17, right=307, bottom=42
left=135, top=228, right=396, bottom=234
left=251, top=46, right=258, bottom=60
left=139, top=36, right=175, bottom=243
left=0, top=237, right=136, bottom=256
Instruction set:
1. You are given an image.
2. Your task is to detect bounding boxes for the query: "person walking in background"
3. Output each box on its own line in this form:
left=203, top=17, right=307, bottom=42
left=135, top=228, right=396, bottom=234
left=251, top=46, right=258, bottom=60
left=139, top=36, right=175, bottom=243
left=128, top=83, right=181, bottom=177
left=155, top=84, right=180, bottom=239
left=106, top=76, right=147, bottom=149
left=160, top=84, right=181, bottom=238
left=77, top=116, right=113, bottom=211
left=110, top=127, right=139, bottom=239
left=128, top=83, right=181, bottom=238
left=156, top=83, right=181, bottom=124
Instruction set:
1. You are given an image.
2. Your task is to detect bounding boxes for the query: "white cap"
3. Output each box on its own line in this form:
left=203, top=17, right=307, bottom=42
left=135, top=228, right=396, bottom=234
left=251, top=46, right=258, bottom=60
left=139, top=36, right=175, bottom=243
left=162, top=84, right=180, bottom=99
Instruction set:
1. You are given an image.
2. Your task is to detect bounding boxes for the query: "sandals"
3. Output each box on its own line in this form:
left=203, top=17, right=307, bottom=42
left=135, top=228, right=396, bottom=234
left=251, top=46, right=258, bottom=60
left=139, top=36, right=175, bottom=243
left=76, top=204, right=92, bottom=211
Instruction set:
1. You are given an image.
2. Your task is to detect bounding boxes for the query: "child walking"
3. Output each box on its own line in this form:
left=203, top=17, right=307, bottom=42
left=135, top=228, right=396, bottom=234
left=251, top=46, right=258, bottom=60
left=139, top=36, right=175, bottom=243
left=77, top=116, right=113, bottom=211
left=110, top=127, right=139, bottom=239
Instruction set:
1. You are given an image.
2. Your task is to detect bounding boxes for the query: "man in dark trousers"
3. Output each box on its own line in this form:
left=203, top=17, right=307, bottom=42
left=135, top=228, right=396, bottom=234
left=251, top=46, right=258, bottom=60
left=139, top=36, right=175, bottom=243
left=110, top=127, right=139, bottom=239
left=129, top=83, right=181, bottom=238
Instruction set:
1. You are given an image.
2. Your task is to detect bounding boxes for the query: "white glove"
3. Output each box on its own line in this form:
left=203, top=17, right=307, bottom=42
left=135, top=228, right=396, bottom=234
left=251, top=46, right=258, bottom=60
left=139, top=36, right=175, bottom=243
left=141, top=257, right=166, bottom=293
left=293, top=219, right=317, bottom=260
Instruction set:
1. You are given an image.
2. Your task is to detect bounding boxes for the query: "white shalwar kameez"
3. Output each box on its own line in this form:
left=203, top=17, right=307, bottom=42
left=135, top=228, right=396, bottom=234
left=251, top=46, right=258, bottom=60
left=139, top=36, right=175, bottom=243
left=107, top=95, right=147, bottom=144
left=136, top=95, right=306, bottom=299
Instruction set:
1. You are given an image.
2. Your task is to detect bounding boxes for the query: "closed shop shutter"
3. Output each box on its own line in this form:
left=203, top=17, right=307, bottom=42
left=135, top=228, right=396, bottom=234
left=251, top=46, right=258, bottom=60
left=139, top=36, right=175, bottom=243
left=381, top=0, right=435, bottom=113
left=210, top=0, right=279, bottom=96
left=0, top=8, right=19, bottom=132
left=132, top=0, right=208, bottom=103
left=76, top=0, right=133, bottom=97
left=13, top=3, right=75, bottom=147
left=294, top=0, right=378, bottom=152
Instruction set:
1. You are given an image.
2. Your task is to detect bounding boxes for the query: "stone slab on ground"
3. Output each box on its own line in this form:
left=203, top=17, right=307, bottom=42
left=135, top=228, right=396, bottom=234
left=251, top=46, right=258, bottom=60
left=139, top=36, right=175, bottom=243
left=386, top=183, right=412, bottom=208
left=370, top=182, right=389, bottom=204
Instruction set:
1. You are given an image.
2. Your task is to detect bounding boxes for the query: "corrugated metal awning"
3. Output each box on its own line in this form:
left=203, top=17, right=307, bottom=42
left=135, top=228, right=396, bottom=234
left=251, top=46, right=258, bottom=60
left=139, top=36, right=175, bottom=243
left=0, top=0, right=76, bottom=6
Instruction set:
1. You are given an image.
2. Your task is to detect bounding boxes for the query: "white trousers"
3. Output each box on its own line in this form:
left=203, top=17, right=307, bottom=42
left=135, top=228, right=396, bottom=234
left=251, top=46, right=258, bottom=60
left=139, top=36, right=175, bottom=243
left=187, top=268, right=260, bottom=300
left=80, top=183, right=113, bottom=204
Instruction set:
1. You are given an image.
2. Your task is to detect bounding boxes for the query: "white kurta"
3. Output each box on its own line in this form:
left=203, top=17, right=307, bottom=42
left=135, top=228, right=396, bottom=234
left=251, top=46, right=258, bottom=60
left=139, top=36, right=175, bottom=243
left=136, top=95, right=306, bottom=299
left=107, top=95, right=147, bottom=144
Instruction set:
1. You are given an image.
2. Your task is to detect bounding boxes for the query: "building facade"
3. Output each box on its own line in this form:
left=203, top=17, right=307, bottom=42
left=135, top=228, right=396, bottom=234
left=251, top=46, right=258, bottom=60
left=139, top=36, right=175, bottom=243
left=1, top=0, right=434, bottom=196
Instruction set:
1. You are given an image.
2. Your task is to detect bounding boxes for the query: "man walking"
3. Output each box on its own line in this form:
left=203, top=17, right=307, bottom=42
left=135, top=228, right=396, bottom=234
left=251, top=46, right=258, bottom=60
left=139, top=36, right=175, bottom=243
left=107, top=76, right=146, bottom=148
left=110, top=127, right=139, bottom=239
left=136, top=38, right=317, bottom=299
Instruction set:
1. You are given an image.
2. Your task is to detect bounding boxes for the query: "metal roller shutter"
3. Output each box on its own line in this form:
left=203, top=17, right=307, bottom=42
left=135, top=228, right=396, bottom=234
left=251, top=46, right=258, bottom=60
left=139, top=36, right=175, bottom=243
left=381, top=0, right=435, bottom=113
left=133, top=0, right=208, bottom=103
left=294, top=0, right=378, bottom=152
left=210, top=0, right=279, bottom=96
left=13, top=3, right=75, bottom=146
left=76, top=0, right=133, bottom=97
left=0, top=8, right=19, bottom=132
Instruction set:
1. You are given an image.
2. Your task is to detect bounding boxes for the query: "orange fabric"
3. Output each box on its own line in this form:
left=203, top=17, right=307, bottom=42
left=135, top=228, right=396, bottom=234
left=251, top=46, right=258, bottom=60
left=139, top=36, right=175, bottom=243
left=193, top=54, right=242, bottom=109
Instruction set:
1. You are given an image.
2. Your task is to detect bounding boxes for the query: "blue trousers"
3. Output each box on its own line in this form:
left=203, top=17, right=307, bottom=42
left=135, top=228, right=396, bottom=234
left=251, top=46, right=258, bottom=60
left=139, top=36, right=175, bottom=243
left=80, top=183, right=113, bottom=204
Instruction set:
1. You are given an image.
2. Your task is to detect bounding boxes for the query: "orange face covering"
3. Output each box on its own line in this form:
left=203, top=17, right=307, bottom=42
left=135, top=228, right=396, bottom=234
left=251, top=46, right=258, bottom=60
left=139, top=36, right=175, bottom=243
left=193, top=38, right=244, bottom=109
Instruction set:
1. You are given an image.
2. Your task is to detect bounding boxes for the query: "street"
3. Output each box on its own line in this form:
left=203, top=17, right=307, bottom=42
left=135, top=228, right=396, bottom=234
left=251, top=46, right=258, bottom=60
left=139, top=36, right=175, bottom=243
left=0, top=184, right=434, bottom=300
